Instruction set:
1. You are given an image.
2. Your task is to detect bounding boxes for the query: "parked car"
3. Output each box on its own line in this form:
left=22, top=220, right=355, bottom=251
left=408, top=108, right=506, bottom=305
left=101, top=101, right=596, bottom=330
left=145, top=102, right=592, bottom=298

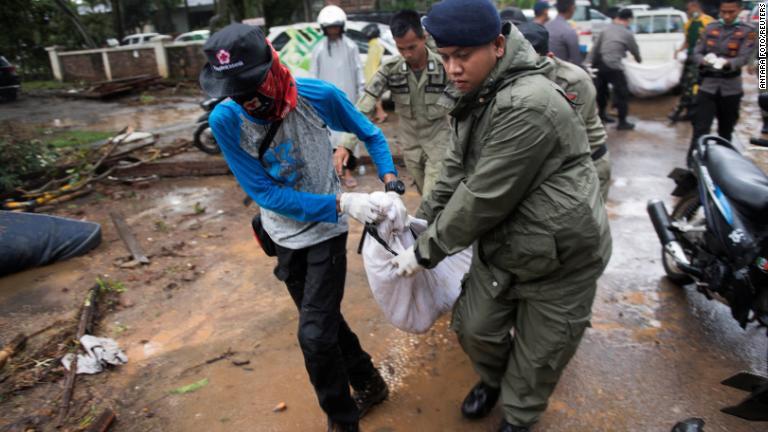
left=175, top=30, right=210, bottom=43
left=0, top=56, right=20, bottom=101
left=522, top=1, right=611, bottom=54
left=629, top=8, right=687, bottom=63
left=122, top=33, right=165, bottom=46
left=266, top=21, right=397, bottom=78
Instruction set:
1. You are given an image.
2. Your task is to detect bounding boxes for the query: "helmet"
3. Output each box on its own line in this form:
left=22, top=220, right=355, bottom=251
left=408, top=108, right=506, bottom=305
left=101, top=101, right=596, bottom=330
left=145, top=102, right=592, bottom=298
left=362, top=23, right=380, bottom=40
left=317, top=5, right=347, bottom=30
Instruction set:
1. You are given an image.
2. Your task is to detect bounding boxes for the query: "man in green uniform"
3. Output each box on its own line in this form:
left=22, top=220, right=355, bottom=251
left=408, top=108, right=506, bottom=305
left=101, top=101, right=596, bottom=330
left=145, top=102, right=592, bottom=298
left=389, top=1, right=612, bottom=431
left=340, top=9, right=452, bottom=197
left=518, top=21, right=611, bottom=202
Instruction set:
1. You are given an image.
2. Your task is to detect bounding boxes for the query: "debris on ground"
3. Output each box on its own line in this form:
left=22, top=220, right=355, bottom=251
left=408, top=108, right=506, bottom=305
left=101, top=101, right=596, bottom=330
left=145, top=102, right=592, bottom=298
left=671, top=417, right=705, bottom=432
left=272, top=402, right=287, bottom=413
left=0, top=210, right=102, bottom=276
left=73, top=75, right=162, bottom=100
left=84, top=408, right=117, bottom=432
left=170, top=378, right=209, bottom=395
left=110, top=210, right=150, bottom=265
left=61, top=335, right=127, bottom=374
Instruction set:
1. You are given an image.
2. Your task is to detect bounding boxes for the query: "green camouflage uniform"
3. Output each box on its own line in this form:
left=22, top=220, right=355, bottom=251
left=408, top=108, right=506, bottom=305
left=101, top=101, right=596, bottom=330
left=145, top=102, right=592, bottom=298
left=414, top=26, right=612, bottom=427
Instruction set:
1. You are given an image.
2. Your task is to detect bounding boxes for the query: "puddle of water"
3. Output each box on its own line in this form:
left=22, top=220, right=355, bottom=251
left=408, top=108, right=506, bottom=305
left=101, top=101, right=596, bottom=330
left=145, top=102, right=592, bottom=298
left=82, top=104, right=200, bottom=133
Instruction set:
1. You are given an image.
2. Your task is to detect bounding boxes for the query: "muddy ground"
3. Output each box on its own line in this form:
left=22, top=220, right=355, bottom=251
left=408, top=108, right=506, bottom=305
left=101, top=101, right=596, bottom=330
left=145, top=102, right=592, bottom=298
left=0, top=78, right=766, bottom=432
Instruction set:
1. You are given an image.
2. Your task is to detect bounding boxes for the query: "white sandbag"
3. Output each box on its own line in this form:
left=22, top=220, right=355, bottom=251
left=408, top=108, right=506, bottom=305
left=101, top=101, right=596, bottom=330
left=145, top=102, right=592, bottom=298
left=623, top=59, right=683, bottom=98
left=362, top=192, right=471, bottom=333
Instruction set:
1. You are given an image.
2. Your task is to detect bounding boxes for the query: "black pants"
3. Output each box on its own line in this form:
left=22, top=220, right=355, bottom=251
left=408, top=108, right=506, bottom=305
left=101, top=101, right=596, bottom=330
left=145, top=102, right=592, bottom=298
left=274, top=232, right=375, bottom=425
left=688, top=90, right=742, bottom=161
left=596, top=67, right=631, bottom=122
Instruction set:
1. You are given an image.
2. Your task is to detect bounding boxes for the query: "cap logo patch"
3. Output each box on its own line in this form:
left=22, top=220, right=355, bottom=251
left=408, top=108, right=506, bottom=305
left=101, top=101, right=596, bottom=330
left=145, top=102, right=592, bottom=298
left=217, top=49, right=231, bottom=65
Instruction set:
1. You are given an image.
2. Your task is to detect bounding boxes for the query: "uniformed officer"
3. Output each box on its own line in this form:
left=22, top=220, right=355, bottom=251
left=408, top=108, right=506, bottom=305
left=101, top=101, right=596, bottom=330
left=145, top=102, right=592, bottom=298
left=340, top=9, right=452, bottom=197
left=517, top=21, right=612, bottom=203
left=388, top=1, right=612, bottom=431
left=689, top=0, right=756, bottom=160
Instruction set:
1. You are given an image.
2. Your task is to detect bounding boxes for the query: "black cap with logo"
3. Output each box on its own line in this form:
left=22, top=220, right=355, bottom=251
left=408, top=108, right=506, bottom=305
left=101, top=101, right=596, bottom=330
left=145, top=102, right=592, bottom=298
left=199, top=23, right=273, bottom=98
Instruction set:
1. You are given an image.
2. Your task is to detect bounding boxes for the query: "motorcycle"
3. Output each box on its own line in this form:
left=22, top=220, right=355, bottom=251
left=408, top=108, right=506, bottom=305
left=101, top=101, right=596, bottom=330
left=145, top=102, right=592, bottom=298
left=193, top=97, right=224, bottom=155
left=647, top=134, right=768, bottom=421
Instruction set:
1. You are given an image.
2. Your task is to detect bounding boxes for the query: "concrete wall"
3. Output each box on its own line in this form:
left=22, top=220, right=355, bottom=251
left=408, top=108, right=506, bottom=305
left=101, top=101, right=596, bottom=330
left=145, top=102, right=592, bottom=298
left=48, top=41, right=205, bottom=83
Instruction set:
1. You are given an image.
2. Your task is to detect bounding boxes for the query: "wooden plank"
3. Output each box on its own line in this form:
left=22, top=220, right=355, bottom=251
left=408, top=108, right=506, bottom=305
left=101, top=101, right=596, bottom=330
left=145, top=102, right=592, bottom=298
left=56, top=284, right=100, bottom=427
left=110, top=211, right=150, bottom=264
left=114, top=159, right=230, bottom=178
left=84, top=408, right=116, bottom=432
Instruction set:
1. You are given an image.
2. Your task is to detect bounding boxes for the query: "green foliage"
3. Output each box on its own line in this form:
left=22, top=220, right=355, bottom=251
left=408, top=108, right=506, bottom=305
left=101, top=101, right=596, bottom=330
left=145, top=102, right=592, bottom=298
left=0, top=132, right=57, bottom=194
left=22, top=80, right=72, bottom=90
left=170, top=378, right=209, bottom=394
left=97, top=276, right=127, bottom=293
left=42, top=130, right=113, bottom=148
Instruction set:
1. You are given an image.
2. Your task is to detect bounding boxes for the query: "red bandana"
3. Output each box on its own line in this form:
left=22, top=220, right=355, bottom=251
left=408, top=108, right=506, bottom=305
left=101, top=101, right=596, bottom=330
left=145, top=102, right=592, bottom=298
left=257, top=41, right=298, bottom=121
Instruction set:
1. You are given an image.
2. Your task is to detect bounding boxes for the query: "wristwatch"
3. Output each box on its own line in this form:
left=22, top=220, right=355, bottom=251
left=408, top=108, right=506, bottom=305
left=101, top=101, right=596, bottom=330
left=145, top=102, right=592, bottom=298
left=385, top=179, right=406, bottom=195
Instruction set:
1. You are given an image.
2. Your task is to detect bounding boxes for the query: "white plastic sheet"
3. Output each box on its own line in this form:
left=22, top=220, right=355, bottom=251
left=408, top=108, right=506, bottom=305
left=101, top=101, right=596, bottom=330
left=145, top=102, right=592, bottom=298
left=361, top=192, right=471, bottom=334
left=623, top=59, right=683, bottom=98
left=61, top=335, right=128, bottom=374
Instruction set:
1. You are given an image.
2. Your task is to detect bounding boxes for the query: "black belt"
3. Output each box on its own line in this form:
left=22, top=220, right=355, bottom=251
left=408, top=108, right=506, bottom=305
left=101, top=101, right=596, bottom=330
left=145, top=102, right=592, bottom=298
left=699, top=68, right=740, bottom=79
left=591, top=144, right=608, bottom=161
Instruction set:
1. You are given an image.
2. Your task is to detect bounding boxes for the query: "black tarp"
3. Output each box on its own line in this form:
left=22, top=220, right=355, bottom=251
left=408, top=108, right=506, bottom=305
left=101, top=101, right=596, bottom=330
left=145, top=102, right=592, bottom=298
left=0, top=211, right=101, bottom=276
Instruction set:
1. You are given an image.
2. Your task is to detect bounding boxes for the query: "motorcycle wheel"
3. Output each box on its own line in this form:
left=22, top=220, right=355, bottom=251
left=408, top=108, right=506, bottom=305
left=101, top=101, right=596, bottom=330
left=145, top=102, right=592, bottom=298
left=193, top=122, right=221, bottom=155
left=662, top=193, right=701, bottom=285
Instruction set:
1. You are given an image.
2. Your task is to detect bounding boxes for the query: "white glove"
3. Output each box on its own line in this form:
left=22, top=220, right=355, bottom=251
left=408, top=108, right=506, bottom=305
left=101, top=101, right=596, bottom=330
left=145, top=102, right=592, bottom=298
left=340, top=193, right=385, bottom=224
left=703, top=53, right=718, bottom=65
left=389, top=245, right=423, bottom=277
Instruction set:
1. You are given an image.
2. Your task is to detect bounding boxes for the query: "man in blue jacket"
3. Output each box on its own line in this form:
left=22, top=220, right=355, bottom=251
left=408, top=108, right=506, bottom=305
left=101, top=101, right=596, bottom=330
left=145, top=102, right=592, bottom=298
left=200, top=24, right=399, bottom=432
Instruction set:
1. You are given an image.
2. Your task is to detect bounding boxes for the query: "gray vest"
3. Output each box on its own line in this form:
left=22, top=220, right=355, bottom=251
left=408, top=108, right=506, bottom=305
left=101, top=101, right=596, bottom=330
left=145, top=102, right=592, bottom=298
left=238, top=96, right=348, bottom=249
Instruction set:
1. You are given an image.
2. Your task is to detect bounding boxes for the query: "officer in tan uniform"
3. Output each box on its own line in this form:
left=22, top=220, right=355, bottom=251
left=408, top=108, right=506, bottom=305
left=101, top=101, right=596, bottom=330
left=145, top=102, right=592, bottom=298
left=516, top=21, right=611, bottom=202
left=341, top=9, right=452, bottom=197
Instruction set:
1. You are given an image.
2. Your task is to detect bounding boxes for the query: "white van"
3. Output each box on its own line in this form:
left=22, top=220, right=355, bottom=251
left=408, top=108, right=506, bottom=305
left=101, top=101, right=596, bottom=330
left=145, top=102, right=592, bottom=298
left=629, top=8, right=687, bottom=63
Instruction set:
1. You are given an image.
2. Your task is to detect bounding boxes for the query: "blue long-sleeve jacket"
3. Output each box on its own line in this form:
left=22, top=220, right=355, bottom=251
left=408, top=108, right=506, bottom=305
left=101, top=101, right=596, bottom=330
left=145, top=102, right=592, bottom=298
left=209, top=78, right=397, bottom=224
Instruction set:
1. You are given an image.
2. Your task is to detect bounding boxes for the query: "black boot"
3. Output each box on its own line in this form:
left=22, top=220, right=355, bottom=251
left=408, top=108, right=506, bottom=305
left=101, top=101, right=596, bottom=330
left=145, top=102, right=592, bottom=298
left=668, top=107, right=683, bottom=123
left=617, top=120, right=635, bottom=130
left=600, top=113, right=616, bottom=124
left=498, top=419, right=530, bottom=432
left=461, top=381, right=500, bottom=419
left=352, top=368, right=389, bottom=418
left=327, top=418, right=359, bottom=432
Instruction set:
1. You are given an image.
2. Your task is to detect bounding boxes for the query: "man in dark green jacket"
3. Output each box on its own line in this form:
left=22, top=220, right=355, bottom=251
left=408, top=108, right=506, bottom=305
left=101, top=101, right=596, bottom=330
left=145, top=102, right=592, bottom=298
left=389, top=1, right=612, bottom=431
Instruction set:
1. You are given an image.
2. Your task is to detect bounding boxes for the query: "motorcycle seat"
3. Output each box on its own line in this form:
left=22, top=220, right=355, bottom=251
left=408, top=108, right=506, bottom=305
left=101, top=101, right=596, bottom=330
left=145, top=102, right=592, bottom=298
left=706, top=144, right=768, bottom=222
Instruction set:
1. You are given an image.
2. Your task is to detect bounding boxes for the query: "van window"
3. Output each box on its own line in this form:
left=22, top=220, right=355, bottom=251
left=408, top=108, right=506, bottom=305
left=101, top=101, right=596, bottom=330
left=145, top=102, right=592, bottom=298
left=669, top=15, right=684, bottom=32
left=652, top=15, right=668, bottom=33
left=346, top=30, right=369, bottom=54
left=634, top=16, right=651, bottom=34
left=591, top=9, right=608, bottom=20
left=271, top=32, right=291, bottom=51
left=573, top=5, right=589, bottom=21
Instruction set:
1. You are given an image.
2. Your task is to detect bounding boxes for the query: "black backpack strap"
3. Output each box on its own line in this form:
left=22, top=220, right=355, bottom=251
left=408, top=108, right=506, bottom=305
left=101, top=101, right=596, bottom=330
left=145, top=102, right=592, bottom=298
left=258, top=119, right=283, bottom=162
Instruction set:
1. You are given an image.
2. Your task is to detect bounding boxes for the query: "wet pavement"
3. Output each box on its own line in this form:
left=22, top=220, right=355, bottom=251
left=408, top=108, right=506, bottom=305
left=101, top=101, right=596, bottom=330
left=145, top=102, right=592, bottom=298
left=1, top=89, right=767, bottom=432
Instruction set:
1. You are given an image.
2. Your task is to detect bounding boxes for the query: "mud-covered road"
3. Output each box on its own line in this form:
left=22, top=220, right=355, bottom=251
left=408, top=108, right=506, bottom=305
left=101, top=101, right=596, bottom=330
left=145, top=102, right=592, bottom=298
left=0, top=84, right=766, bottom=432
